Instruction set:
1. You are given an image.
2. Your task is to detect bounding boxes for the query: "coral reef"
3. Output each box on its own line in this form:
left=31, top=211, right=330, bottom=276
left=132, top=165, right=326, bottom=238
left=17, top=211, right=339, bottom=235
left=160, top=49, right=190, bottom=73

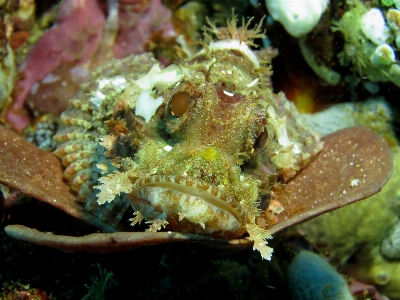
left=23, top=114, right=59, bottom=151
left=0, top=14, right=393, bottom=262
left=266, top=0, right=400, bottom=92
left=0, top=1, right=399, bottom=298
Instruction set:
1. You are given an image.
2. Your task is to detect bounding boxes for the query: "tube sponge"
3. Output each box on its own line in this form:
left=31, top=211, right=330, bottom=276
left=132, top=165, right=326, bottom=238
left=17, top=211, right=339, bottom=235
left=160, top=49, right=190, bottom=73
left=265, top=0, right=329, bottom=37
left=287, top=251, right=353, bottom=300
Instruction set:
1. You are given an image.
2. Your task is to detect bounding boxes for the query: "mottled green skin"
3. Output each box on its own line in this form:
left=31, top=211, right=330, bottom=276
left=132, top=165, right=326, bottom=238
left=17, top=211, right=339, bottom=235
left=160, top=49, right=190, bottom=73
left=123, top=47, right=272, bottom=238
left=53, top=53, right=159, bottom=227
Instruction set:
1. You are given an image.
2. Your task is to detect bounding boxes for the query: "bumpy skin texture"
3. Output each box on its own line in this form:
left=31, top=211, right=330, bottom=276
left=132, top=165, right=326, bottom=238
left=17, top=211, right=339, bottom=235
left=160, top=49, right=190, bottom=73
left=53, top=53, right=158, bottom=228
left=53, top=19, right=322, bottom=259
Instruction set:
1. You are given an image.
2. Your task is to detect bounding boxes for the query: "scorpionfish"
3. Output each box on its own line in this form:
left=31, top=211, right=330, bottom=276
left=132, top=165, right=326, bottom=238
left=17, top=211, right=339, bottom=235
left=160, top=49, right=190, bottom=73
left=53, top=16, right=323, bottom=259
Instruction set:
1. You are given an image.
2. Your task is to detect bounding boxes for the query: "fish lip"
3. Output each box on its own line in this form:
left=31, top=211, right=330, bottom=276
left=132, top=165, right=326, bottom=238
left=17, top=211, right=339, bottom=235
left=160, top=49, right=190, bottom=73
left=131, top=175, right=245, bottom=235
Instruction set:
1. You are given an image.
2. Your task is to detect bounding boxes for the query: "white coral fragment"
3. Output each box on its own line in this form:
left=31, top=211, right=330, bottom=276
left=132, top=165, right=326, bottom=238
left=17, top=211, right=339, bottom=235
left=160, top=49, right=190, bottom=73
left=371, top=44, right=396, bottom=66
left=134, top=64, right=184, bottom=123
left=266, top=0, right=329, bottom=37
left=135, top=89, right=164, bottom=123
left=361, top=8, right=391, bottom=45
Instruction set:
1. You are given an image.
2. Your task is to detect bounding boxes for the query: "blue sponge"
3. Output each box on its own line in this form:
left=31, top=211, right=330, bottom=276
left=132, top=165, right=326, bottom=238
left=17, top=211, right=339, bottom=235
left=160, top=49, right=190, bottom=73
left=287, top=250, right=353, bottom=300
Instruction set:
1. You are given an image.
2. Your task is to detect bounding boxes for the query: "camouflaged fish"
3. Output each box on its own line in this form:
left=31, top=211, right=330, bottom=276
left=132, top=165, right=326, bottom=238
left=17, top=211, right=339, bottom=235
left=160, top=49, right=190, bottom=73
left=53, top=16, right=323, bottom=259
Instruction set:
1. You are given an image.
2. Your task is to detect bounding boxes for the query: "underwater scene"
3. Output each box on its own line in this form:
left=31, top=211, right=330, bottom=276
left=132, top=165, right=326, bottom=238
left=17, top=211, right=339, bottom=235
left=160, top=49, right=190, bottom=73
left=0, top=0, right=400, bottom=298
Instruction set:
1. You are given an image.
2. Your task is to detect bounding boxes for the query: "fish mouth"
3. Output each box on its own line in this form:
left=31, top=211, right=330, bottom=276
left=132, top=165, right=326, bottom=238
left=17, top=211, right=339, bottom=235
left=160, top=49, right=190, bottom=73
left=129, top=175, right=245, bottom=238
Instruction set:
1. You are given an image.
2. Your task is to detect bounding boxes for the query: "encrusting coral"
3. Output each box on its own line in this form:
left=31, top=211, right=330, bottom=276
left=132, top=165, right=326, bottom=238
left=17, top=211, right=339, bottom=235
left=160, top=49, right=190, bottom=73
left=332, top=0, right=400, bottom=87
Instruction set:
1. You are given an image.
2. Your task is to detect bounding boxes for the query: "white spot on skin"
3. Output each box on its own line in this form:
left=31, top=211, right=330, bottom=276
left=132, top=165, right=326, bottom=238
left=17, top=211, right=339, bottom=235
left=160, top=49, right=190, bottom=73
left=89, top=91, right=106, bottom=108
left=223, top=90, right=235, bottom=96
left=98, top=76, right=127, bottom=90
left=112, top=77, right=126, bottom=85
left=98, top=78, right=111, bottom=89
left=292, top=144, right=302, bottom=154
left=95, top=91, right=106, bottom=100
left=163, top=145, right=173, bottom=152
left=246, top=78, right=259, bottom=87
left=350, top=179, right=360, bottom=187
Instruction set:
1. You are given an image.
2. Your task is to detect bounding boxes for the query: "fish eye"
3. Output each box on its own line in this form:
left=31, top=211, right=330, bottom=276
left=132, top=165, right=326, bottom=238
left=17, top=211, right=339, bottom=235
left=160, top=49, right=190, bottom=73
left=170, top=91, right=191, bottom=117
left=251, top=128, right=269, bottom=156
